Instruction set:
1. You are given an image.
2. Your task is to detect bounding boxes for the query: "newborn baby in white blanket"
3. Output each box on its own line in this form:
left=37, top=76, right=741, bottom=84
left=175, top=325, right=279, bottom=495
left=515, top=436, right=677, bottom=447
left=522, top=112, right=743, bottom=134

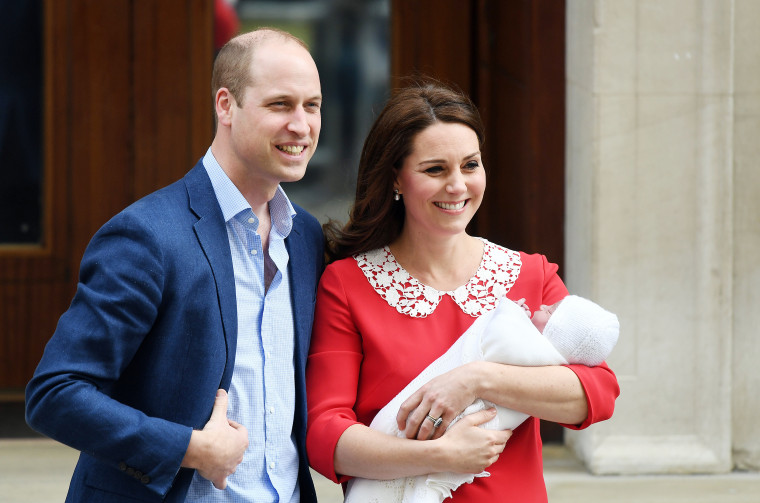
left=344, top=295, right=619, bottom=503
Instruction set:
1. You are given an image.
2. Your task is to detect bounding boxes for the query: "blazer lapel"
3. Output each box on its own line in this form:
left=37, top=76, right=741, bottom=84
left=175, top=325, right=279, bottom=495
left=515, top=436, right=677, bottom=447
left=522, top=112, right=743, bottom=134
left=286, top=219, right=313, bottom=368
left=184, top=162, right=238, bottom=390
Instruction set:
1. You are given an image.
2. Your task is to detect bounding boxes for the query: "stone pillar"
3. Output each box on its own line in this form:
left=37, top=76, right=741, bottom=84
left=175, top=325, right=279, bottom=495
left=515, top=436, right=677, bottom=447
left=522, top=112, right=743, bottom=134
left=731, top=0, right=760, bottom=472
left=564, top=0, right=760, bottom=475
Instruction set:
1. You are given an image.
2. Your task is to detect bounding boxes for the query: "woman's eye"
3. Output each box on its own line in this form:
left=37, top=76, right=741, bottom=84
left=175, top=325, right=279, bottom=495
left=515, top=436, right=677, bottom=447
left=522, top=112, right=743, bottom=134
left=464, top=160, right=480, bottom=170
left=424, top=166, right=443, bottom=174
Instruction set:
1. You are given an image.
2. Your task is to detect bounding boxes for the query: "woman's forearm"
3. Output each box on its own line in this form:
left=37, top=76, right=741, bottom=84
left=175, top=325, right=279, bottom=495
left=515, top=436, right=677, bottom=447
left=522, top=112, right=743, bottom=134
left=472, top=361, right=589, bottom=425
left=334, top=410, right=510, bottom=480
left=334, top=424, right=444, bottom=480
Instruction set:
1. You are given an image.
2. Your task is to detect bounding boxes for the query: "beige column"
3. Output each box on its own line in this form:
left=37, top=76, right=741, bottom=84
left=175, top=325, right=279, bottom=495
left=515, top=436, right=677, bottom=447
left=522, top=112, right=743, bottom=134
left=731, top=0, right=760, bottom=472
left=564, top=0, right=760, bottom=475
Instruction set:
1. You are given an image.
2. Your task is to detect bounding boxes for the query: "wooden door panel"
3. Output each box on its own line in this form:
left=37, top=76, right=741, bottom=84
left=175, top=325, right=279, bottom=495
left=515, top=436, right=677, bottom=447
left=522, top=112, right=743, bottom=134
left=391, top=0, right=475, bottom=93
left=0, top=0, right=213, bottom=393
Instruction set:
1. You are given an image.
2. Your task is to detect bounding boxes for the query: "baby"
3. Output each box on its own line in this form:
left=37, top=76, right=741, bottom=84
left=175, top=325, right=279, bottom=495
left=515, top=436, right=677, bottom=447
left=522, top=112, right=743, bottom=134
left=344, top=295, right=620, bottom=503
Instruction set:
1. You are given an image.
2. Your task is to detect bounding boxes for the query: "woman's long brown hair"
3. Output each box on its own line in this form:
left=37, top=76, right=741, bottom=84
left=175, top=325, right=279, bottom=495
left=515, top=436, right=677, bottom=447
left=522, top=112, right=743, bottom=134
left=323, top=78, right=485, bottom=263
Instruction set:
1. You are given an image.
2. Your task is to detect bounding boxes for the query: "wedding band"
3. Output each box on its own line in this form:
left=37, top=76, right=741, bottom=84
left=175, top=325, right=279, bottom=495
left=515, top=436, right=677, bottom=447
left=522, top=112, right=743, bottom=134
left=426, top=414, right=443, bottom=428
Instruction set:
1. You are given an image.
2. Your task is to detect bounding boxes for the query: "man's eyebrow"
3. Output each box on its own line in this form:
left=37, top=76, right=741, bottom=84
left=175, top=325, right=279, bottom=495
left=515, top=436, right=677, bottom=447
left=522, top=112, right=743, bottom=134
left=264, top=93, right=323, bottom=102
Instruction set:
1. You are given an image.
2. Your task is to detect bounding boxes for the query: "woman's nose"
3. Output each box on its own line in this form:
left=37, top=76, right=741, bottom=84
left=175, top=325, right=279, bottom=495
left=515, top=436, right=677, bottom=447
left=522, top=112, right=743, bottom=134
left=446, top=172, right=466, bottom=193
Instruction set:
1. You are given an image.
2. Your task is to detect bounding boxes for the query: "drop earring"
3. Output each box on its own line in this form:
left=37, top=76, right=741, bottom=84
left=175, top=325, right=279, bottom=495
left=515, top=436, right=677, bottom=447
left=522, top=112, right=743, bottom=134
left=393, top=189, right=400, bottom=201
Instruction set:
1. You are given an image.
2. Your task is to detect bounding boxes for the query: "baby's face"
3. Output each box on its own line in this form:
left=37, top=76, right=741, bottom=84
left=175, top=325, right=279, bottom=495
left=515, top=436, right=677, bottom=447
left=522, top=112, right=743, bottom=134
left=531, top=300, right=562, bottom=333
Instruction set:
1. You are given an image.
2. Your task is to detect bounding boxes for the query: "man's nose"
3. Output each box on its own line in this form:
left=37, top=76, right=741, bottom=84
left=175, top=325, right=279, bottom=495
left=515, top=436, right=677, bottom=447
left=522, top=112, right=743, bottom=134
left=287, top=106, right=310, bottom=136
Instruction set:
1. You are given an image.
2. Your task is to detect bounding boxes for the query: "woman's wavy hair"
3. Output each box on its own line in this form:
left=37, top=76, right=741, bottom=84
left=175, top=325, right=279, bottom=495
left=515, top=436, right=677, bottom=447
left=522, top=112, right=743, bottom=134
left=323, top=78, right=485, bottom=263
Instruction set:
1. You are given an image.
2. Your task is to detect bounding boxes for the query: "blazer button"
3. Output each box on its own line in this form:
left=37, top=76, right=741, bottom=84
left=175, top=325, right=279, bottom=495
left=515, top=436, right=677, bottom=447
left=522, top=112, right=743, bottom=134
left=134, top=470, right=143, bottom=480
left=126, top=467, right=135, bottom=476
left=140, top=475, right=151, bottom=484
left=118, top=462, right=127, bottom=472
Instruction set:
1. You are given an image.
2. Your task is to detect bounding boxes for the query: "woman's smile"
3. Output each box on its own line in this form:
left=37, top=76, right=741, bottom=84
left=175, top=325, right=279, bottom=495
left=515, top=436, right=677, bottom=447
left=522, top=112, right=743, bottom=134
left=434, top=200, right=467, bottom=211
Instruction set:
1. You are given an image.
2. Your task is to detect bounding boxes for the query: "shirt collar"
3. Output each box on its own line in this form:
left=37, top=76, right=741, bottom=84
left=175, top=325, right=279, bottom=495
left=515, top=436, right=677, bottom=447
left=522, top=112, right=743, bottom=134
left=202, top=148, right=296, bottom=238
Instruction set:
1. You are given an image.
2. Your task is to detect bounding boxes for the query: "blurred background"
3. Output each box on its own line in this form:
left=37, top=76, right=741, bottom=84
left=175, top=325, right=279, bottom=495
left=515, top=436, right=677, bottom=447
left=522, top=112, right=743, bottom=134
left=233, top=0, right=391, bottom=224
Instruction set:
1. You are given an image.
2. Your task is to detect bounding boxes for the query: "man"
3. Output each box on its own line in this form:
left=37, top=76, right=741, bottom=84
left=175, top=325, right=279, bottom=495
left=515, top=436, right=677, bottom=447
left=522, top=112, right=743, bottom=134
left=26, top=28, right=324, bottom=503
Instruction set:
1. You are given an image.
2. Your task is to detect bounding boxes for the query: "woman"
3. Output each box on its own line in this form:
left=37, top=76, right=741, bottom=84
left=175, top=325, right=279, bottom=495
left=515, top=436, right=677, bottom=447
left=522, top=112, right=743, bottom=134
left=306, top=80, right=619, bottom=501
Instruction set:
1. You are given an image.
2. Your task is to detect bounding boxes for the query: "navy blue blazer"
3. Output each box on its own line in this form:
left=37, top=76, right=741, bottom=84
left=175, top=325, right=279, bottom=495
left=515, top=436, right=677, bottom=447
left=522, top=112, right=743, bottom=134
left=26, top=161, right=324, bottom=502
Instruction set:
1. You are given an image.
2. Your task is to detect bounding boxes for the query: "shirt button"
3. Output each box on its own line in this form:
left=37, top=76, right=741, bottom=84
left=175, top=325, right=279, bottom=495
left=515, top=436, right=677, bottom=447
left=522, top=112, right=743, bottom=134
left=248, top=217, right=255, bottom=224
left=269, top=461, right=275, bottom=470
left=265, top=350, right=272, bottom=359
left=268, top=406, right=275, bottom=414
left=250, top=249, right=257, bottom=256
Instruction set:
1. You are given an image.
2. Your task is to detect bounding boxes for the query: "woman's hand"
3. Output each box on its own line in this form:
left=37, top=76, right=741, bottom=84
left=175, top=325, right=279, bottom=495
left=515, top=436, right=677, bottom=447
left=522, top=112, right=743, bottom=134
left=396, top=362, right=484, bottom=440
left=333, top=408, right=511, bottom=480
left=433, top=408, right=512, bottom=474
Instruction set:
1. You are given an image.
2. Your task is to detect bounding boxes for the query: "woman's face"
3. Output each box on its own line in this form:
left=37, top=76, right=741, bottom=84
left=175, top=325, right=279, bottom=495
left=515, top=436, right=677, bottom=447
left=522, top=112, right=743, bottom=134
left=394, top=122, right=485, bottom=240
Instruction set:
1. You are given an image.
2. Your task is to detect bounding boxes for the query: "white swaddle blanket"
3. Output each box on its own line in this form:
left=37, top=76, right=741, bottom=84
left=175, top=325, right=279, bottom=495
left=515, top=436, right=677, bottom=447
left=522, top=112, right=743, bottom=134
left=344, top=298, right=572, bottom=503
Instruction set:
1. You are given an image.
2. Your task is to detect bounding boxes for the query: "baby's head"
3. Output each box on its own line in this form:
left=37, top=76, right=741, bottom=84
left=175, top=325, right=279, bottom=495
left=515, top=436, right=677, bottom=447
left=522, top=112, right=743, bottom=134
left=532, top=295, right=619, bottom=365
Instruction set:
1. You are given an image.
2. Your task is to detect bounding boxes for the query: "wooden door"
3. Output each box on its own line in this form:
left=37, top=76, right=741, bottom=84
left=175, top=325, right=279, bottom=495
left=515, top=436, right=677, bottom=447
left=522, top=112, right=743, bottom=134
left=0, top=0, right=214, bottom=398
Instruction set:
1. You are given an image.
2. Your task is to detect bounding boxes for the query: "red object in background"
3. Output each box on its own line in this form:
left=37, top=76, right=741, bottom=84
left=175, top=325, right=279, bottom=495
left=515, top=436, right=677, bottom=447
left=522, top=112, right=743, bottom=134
left=215, top=0, right=240, bottom=51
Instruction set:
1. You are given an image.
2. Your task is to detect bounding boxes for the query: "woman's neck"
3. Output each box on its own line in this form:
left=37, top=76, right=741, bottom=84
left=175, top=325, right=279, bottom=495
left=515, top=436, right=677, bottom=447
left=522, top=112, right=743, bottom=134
left=389, top=232, right=484, bottom=292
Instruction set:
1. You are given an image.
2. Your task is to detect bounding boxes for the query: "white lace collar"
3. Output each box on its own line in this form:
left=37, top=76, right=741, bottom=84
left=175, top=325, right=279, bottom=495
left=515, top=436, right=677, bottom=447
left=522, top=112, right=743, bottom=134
left=354, top=239, right=522, bottom=318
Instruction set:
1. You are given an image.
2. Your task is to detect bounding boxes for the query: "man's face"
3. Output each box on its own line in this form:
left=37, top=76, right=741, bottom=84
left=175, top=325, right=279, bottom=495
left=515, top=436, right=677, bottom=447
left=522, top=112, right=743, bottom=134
left=229, top=39, right=322, bottom=187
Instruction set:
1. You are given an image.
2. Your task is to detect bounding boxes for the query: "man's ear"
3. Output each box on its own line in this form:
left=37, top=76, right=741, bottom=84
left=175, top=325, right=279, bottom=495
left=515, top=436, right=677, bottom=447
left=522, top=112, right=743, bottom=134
left=215, top=88, right=235, bottom=127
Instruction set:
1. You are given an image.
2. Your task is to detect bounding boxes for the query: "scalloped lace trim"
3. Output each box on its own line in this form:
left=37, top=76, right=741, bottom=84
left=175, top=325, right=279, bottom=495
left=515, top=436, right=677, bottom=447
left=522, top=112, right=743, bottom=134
left=354, top=240, right=521, bottom=318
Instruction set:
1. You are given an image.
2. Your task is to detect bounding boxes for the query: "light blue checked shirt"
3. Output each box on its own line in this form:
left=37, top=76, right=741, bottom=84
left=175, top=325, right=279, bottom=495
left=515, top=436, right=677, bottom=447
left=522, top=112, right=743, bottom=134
left=186, top=149, right=300, bottom=503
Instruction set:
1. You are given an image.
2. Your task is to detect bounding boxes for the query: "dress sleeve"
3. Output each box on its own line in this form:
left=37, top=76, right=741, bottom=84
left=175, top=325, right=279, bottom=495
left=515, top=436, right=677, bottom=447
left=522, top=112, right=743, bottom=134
left=562, top=361, right=620, bottom=429
left=306, top=263, right=364, bottom=483
left=525, top=252, right=621, bottom=430
left=539, top=253, right=568, bottom=305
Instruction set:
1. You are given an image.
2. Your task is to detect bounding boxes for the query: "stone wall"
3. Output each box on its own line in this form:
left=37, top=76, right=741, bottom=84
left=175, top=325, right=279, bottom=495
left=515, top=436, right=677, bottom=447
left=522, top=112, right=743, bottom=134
left=564, top=0, right=760, bottom=474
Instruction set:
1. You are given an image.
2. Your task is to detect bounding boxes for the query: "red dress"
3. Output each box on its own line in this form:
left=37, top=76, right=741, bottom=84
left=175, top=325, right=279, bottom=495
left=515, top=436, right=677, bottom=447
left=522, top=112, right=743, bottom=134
left=306, top=241, right=619, bottom=502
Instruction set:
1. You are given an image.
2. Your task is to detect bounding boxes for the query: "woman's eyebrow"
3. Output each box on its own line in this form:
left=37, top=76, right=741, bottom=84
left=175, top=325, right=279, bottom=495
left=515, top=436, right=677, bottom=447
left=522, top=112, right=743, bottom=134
left=418, top=151, right=481, bottom=166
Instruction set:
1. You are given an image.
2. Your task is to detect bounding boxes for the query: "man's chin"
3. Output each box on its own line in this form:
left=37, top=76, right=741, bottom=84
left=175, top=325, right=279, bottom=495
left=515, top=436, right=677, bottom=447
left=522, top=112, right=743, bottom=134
left=280, top=166, right=309, bottom=184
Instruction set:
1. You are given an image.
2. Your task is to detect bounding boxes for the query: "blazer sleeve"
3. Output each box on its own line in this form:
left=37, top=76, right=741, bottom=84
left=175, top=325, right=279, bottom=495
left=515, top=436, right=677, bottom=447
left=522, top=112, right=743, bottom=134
left=305, top=263, right=364, bottom=483
left=25, top=209, right=192, bottom=497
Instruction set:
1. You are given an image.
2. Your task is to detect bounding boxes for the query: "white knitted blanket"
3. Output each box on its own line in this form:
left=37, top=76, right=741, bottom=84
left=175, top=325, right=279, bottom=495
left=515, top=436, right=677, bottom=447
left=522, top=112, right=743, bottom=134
left=343, top=298, right=568, bottom=503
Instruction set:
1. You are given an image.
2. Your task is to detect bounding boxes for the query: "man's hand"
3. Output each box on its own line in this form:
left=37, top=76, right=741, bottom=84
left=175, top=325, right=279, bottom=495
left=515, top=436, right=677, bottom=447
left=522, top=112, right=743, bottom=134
left=182, top=389, right=248, bottom=489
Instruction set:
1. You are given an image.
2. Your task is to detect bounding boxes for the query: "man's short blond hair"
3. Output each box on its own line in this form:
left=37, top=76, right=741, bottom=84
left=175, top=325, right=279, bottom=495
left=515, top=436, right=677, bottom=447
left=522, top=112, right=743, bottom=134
left=211, top=27, right=309, bottom=106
